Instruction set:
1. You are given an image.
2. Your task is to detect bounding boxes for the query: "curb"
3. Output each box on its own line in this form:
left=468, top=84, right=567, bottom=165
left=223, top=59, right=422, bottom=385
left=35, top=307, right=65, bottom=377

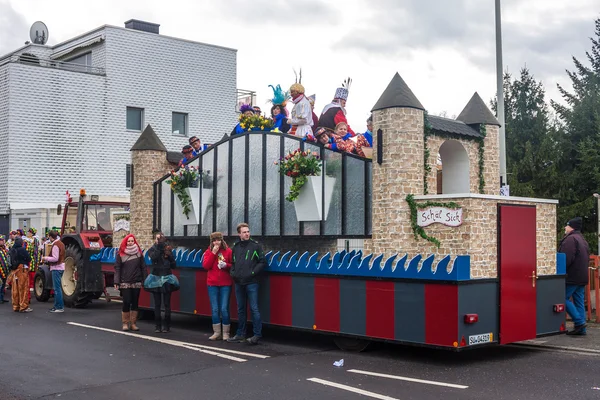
left=512, top=342, right=600, bottom=355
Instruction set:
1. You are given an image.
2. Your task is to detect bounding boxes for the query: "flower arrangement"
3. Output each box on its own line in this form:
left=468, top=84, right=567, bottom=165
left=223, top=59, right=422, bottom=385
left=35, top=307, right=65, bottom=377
left=166, top=165, right=199, bottom=219
left=239, top=114, right=275, bottom=132
left=274, top=149, right=321, bottom=202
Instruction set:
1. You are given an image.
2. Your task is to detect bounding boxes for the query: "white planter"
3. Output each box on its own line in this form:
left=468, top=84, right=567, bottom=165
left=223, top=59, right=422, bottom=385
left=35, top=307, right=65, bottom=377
left=292, top=175, right=336, bottom=221
left=174, top=187, right=212, bottom=226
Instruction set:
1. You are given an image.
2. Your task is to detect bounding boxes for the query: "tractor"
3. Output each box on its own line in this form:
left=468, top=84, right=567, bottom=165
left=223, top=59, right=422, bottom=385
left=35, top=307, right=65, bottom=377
left=34, top=190, right=130, bottom=307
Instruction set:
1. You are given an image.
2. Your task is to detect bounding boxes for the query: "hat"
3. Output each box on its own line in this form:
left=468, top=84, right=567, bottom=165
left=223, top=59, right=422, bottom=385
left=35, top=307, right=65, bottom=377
left=269, top=84, right=290, bottom=106
left=239, top=104, right=254, bottom=114
left=9, top=230, right=17, bottom=235
left=0, top=235, right=5, bottom=240
left=567, top=217, right=583, bottom=231
left=16, top=229, right=24, bottom=236
left=315, top=127, right=333, bottom=138
left=189, top=136, right=200, bottom=144
left=182, top=145, right=193, bottom=153
left=308, top=94, right=316, bottom=105
left=209, top=232, right=223, bottom=242
left=290, top=83, right=305, bottom=94
left=28, top=227, right=37, bottom=235
left=253, top=106, right=261, bottom=112
left=333, top=77, right=352, bottom=101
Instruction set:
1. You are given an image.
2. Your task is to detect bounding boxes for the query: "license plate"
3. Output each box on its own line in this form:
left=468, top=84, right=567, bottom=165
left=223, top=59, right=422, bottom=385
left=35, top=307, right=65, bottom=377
left=89, top=242, right=100, bottom=248
left=468, top=333, right=493, bottom=346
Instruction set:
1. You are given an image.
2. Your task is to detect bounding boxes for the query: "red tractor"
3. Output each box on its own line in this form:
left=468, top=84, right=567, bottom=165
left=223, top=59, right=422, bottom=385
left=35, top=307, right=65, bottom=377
left=34, top=190, right=130, bottom=307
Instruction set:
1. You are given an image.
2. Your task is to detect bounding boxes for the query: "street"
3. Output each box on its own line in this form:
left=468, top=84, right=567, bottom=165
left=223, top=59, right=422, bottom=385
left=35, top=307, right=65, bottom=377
left=0, top=300, right=599, bottom=400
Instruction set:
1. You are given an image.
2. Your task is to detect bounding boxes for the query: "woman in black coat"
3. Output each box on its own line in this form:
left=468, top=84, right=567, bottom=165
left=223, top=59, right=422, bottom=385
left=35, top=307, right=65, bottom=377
left=144, top=233, right=178, bottom=333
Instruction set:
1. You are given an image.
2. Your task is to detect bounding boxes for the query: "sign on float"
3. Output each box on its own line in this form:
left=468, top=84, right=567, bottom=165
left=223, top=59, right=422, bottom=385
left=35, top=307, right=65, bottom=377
left=417, top=207, right=463, bottom=227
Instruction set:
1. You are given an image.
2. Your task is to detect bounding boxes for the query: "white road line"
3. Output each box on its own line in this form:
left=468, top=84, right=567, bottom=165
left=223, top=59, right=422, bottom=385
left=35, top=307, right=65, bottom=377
left=307, top=378, right=399, bottom=400
left=509, top=344, right=600, bottom=357
left=347, top=369, right=469, bottom=389
left=182, top=342, right=270, bottom=359
left=66, top=322, right=261, bottom=362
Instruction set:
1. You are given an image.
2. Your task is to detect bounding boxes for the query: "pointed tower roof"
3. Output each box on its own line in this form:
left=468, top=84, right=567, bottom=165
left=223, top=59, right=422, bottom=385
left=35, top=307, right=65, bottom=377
left=456, top=92, right=500, bottom=126
left=371, top=72, right=424, bottom=112
left=130, top=124, right=168, bottom=152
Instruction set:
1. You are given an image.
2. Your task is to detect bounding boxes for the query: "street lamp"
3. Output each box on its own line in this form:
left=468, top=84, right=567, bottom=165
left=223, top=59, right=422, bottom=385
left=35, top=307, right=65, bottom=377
left=594, top=193, right=600, bottom=255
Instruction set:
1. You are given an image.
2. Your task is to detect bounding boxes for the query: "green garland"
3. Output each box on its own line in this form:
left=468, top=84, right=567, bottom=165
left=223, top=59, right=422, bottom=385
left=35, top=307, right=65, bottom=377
left=423, top=112, right=433, bottom=195
left=406, top=194, right=461, bottom=248
left=478, top=124, right=487, bottom=194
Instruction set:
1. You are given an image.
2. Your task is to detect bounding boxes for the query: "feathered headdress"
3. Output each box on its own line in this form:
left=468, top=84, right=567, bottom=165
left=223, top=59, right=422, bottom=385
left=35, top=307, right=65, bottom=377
left=334, top=77, right=352, bottom=101
left=268, top=84, right=290, bottom=106
left=290, top=68, right=305, bottom=94
left=239, top=104, right=254, bottom=114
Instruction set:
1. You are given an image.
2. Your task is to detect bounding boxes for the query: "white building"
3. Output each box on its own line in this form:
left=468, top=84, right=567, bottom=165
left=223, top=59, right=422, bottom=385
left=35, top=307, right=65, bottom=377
left=0, top=19, right=237, bottom=234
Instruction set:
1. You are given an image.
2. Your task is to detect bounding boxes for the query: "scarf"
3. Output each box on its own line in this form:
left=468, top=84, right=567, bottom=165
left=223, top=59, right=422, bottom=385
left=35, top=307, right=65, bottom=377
left=124, top=244, right=140, bottom=256
left=291, top=94, right=305, bottom=103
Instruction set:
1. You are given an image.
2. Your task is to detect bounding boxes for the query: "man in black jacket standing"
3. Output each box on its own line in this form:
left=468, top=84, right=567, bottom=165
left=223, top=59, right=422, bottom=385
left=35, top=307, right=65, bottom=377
left=558, top=217, right=590, bottom=336
left=228, top=223, right=266, bottom=345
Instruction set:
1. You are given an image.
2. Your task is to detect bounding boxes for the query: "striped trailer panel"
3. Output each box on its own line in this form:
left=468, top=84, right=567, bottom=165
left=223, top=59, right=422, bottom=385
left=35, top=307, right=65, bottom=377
left=394, top=282, right=425, bottom=343
left=425, top=284, right=458, bottom=347
left=314, top=277, right=340, bottom=332
left=366, top=281, right=395, bottom=340
left=457, top=282, right=498, bottom=348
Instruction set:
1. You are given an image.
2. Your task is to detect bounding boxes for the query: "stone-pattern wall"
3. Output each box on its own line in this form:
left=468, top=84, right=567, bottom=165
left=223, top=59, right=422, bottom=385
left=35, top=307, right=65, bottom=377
left=130, top=150, right=172, bottom=249
left=425, top=135, right=480, bottom=195
left=483, top=125, right=500, bottom=194
left=368, top=108, right=424, bottom=256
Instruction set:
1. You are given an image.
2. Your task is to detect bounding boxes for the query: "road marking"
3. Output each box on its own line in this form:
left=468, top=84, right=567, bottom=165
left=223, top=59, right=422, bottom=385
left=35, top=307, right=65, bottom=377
left=67, top=322, right=268, bottom=362
left=307, top=378, right=399, bottom=400
left=510, top=343, right=600, bottom=356
left=347, top=369, right=468, bottom=389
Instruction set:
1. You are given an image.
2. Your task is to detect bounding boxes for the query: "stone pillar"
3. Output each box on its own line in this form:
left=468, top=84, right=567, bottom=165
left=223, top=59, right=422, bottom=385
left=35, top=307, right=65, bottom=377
left=365, top=73, right=426, bottom=257
left=482, top=124, right=500, bottom=195
left=129, top=125, right=172, bottom=249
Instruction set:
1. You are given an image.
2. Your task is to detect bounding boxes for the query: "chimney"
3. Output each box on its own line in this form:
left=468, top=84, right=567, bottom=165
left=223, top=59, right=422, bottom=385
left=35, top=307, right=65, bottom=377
left=124, top=19, right=160, bottom=34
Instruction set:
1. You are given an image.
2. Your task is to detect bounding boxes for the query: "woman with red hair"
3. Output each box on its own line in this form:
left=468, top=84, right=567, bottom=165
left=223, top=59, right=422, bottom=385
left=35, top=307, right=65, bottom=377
left=114, top=234, right=146, bottom=331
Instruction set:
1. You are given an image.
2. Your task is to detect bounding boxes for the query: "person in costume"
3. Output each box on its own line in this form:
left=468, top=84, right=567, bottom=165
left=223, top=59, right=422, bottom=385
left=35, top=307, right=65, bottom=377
left=114, top=234, right=145, bottom=330
left=362, top=115, right=373, bottom=146
left=314, top=126, right=359, bottom=155
left=0, top=235, right=10, bottom=303
left=145, top=233, right=178, bottom=333
left=268, top=84, right=290, bottom=133
left=6, top=230, right=16, bottom=250
left=231, top=104, right=256, bottom=135
left=178, top=145, right=194, bottom=168
left=25, top=227, right=41, bottom=274
left=9, top=237, right=32, bottom=313
left=308, top=94, right=319, bottom=133
left=319, top=78, right=356, bottom=136
left=288, top=82, right=313, bottom=138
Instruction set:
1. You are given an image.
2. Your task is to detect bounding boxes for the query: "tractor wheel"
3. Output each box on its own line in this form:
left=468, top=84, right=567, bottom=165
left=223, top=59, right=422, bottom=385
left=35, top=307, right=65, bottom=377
left=34, top=270, right=51, bottom=302
left=333, top=337, right=371, bottom=352
left=62, top=245, right=92, bottom=308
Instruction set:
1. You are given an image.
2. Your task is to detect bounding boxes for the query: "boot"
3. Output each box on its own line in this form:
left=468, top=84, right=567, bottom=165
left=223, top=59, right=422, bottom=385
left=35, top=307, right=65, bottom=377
left=130, top=310, right=140, bottom=331
left=222, top=324, right=231, bottom=341
left=155, top=312, right=162, bottom=333
left=121, top=312, right=130, bottom=331
left=209, top=323, right=222, bottom=340
left=163, top=312, right=171, bottom=333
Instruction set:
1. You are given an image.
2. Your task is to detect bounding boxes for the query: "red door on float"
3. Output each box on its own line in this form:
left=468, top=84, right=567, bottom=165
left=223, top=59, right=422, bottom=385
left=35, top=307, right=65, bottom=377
left=499, top=204, right=537, bottom=344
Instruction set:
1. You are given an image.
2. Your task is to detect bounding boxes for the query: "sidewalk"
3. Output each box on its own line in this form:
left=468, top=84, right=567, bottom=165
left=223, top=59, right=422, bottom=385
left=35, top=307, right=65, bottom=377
left=517, top=322, right=600, bottom=354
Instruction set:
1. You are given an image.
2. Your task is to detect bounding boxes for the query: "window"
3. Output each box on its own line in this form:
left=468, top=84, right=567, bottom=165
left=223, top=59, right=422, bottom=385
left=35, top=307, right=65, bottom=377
left=126, top=164, right=134, bottom=189
left=64, top=52, right=92, bottom=72
left=172, top=112, right=188, bottom=136
left=126, top=107, right=144, bottom=131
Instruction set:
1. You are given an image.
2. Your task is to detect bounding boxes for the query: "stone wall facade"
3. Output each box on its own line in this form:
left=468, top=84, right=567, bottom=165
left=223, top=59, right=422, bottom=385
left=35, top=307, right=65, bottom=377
left=130, top=150, right=172, bottom=249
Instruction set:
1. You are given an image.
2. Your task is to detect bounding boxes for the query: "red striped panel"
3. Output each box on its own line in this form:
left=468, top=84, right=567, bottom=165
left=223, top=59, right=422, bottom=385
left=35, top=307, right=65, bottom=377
left=425, top=284, right=458, bottom=346
left=269, top=275, right=292, bottom=326
left=139, top=267, right=151, bottom=308
left=195, top=270, right=211, bottom=316
left=314, top=277, right=340, bottom=332
left=170, top=269, right=181, bottom=312
left=366, top=281, right=395, bottom=339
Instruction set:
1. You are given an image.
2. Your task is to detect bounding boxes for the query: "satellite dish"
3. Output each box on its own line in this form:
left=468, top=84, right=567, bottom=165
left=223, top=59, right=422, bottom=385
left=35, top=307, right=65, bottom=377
left=29, top=21, right=49, bottom=45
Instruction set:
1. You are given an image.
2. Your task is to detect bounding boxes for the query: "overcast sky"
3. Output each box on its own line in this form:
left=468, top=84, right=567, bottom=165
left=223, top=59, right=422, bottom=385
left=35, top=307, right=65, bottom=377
left=0, top=0, right=597, bottom=131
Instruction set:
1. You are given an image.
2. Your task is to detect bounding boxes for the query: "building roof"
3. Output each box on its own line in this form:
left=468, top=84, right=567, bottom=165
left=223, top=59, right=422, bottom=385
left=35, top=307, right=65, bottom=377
left=456, top=92, right=500, bottom=126
left=428, top=115, right=482, bottom=138
left=371, top=72, right=425, bottom=112
left=167, top=151, right=183, bottom=164
left=130, top=125, right=168, bottom=152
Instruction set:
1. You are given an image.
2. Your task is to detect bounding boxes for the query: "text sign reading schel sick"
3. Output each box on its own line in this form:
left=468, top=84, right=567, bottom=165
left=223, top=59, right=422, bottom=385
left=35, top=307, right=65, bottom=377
left=417, top=207, right=463, bottom=227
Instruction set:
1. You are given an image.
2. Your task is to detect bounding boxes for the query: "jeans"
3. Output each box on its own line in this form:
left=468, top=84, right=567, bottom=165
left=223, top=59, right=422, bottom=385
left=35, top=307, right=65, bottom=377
left=207, top=285, right=231, bottom=325
left=52, top=270, right=64, bottom=310
left=565, top=284, right=586, bottom=327
left=0, top=279, right=5, bottom=301
left=234, top=283, right=261, bottom=337
left=121, top=288, right=140, bottom=312
left=153, top=291, right=172, bottom=328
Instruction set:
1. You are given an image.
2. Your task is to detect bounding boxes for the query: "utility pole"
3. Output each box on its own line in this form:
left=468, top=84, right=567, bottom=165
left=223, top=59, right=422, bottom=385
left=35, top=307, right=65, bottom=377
left=495, top=0, right=508, bottom=192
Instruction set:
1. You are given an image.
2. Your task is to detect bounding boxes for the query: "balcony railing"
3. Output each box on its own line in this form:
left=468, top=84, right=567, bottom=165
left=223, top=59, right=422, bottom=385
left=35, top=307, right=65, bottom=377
left=0, top=54, right=105, bottom=75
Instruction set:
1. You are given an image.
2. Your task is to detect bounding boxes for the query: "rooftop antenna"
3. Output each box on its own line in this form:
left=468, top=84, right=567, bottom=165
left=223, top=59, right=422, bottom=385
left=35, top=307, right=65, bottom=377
left=29, top=21, right=49, bottom=45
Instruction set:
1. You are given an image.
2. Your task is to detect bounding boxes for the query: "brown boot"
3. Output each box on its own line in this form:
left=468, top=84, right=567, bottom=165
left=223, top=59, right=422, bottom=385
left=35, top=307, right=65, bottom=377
left=130, top=310, right=140, bottom=331
left=222, top=324, right=231, bottom=341
left=209, top=323, right=222, bottom=340
left=122, top=311, right=130, bottom=331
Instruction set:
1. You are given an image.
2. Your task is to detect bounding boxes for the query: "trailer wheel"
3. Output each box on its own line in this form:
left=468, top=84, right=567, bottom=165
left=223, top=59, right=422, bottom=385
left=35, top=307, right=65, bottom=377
left=334, top=337, right=370, bottom=352
left=62, top=245, right=92, bottom=308
left=34, top=271, right=50, bottom=302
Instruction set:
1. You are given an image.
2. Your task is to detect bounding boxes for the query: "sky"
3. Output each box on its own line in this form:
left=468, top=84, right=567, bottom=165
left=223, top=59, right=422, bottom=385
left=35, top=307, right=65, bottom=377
left=0, top=0, right=597, bottom=131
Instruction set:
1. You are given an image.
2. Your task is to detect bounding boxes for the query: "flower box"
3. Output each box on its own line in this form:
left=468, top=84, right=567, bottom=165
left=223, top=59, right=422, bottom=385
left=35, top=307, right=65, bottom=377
left=174, top=187, right=213, bottom=226
left=291, top=176, right=336, bottom=221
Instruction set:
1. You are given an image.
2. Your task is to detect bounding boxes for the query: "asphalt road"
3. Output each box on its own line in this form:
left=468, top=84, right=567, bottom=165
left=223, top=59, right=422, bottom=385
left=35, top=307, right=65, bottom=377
left=0, top=299, right=599, bottom=400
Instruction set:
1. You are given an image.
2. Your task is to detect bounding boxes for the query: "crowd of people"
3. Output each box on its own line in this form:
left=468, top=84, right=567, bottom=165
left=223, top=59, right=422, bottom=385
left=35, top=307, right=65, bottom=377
left=178, top=79, right=374, bottom=167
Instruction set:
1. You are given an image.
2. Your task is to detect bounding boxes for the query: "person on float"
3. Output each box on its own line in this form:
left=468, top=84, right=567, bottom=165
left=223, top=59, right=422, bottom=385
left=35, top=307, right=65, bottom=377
left=202, top=232, right=233, bottom=341
left=308, top=94, right=319, bottom=133
left=319, top=78, right=355, bottom=136
left=268, top=84, right=290, bottom=133
left=231, top=104, right=256, bottom=135
left=0, top=235, right=9, bottom=303
left=314, top=125, right=358, bottom=155
left=287, top=81, right=313, bottom=138
left=144, top=233, right=178, bottom=333
left=114, top=234, right=146, bottom=331
left=178, top=145, right=194, bottom=168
